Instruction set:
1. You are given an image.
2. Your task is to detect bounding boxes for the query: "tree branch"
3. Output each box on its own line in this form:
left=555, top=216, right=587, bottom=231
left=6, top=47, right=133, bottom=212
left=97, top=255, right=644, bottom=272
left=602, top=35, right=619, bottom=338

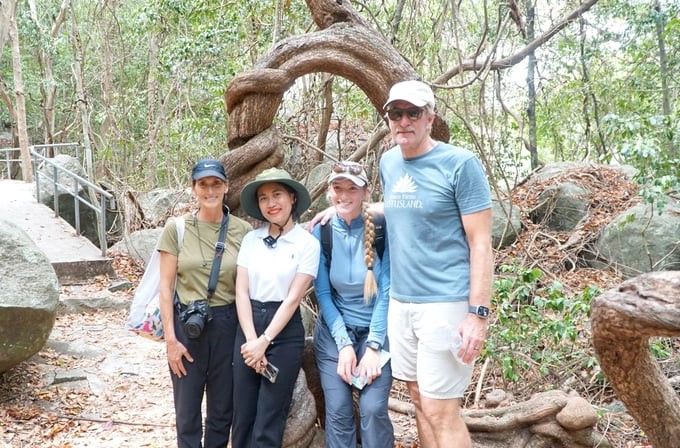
left=434, top=0, right=599, bottom=84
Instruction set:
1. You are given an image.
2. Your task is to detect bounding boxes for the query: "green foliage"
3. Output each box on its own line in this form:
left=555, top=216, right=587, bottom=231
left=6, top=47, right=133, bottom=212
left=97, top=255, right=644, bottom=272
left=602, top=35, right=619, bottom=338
left=516, top=0, right=679, bottom=169
left=2, top=0, right=317, bottom=189
left=649, top=338, right=673, bottom=360
left=487, top=264, right=601, bottom=383
left=605, top=113, right=680, bottom=212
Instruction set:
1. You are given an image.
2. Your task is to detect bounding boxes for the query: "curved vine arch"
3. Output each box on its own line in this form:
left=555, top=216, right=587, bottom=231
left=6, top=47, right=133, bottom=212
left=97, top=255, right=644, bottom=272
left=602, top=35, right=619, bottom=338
left=221, top=1, right=449, bottom=210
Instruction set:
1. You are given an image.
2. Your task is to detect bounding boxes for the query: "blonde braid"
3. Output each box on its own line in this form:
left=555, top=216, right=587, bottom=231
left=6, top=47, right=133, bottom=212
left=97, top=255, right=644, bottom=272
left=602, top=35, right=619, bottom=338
left=363, top=201, right=378, bottom=303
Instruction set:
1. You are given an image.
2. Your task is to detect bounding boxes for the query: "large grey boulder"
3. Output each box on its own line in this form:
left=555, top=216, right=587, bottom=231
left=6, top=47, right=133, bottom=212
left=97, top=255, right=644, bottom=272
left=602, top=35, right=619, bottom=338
left=532, top=162, right=636, bottom=182
left=109, top=228, right=163, bottom=268
left=532, top=162, right=588, bottom=182
left=492, top=195, right=522, bottom=248
left=137, top=188, right=190, bottom=225
left=36, top=154, right=87, bottom=208
left=0, top=219, right=60, bottom=374
left=37, top=154, right=85, bottom=187
left=591, top=202, right=680, bottom=278
left=531, top=182, right=590, bottom=232
left=306, top=162, right=332, bottom=216
left=0, top=132, right=12, bottom=146
left=36, top=154, right=87, bottom=210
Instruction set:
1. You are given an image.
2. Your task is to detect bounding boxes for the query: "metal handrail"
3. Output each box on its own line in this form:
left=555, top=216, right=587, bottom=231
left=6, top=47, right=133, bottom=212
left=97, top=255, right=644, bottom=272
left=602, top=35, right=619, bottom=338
left=32, top=142, right=82, bottom=161
left=1, top=144, right=82, bottom=179
left=30, top=144, right=115, bottom=256
left=0, top=147, right=22, bottom=179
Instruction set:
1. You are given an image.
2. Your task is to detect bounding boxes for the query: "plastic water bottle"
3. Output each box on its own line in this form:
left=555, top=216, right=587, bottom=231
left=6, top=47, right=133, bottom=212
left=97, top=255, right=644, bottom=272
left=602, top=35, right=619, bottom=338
left=450, top=331, right=467, bottom=365
left=426, top=324, right=469, bottom=365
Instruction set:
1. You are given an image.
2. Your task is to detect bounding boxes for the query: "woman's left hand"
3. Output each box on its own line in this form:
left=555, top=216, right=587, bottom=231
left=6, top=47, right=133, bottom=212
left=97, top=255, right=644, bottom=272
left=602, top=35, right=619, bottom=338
left=357, top=348, right=382, bottom=386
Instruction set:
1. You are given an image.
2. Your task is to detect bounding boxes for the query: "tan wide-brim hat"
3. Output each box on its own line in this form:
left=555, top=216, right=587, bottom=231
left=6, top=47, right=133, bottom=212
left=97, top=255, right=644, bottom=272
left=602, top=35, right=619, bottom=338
left=240, top=168, right=312, bottom=221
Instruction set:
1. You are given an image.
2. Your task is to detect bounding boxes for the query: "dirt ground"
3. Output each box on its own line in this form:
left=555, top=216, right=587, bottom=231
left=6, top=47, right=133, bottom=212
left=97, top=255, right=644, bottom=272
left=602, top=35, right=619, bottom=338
left=0, top=281, right=420, bottom=448
left=0, top=288, right=177, bottom=447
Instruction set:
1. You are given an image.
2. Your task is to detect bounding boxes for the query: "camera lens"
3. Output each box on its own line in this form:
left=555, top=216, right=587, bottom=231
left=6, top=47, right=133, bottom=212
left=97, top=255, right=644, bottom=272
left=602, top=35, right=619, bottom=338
left=180, top=301, right=210, bottom=339
left=184, top=314, right=204, bottom=339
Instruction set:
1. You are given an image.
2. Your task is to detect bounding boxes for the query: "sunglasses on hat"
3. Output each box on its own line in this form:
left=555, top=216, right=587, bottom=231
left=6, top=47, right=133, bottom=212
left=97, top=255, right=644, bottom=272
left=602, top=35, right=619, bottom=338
left=332, top=162, right=363, bottom=176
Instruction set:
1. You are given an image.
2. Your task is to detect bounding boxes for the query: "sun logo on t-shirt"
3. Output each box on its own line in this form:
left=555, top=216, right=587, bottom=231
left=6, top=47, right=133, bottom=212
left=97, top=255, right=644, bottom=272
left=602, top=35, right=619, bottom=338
left=392, top=173, right=417, bottom=194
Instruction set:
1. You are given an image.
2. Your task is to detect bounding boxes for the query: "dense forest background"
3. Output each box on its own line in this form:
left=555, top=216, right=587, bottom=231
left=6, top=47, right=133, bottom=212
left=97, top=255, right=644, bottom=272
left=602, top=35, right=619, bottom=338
left=1, top=1, right=679, bottom=445
left=1, top=0, right=677, bottom=197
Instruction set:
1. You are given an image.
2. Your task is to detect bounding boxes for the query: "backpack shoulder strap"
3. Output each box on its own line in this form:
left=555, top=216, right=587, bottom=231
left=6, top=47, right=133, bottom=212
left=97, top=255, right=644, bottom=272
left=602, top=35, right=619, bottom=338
left=175, top=216, right=185, bottom=251
left=320, top=222, right=332, bottom=269
left=321, top=214, right=385, bottom=267
left=373, top=213, right=385, bottom=260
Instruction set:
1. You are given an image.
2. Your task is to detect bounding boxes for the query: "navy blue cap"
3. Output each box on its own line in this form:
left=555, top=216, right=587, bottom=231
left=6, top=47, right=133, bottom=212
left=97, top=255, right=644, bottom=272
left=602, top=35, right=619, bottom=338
left=192, top=159, right=227, bottom=181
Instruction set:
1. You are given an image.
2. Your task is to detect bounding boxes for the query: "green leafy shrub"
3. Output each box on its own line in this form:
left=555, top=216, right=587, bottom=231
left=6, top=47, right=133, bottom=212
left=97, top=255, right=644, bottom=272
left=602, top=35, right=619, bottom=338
left=486, top=264, right=602, bottom=385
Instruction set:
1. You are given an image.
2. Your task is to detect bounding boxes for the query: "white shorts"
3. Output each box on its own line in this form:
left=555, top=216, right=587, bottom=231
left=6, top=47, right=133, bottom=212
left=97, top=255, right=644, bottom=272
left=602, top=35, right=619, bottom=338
left=387, top=299, right=473, bottom=399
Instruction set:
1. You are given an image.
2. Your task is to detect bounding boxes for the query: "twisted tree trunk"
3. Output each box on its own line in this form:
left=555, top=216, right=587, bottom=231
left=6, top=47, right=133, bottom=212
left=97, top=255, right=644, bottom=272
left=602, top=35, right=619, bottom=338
left=591, top=271, right=680, bottom=448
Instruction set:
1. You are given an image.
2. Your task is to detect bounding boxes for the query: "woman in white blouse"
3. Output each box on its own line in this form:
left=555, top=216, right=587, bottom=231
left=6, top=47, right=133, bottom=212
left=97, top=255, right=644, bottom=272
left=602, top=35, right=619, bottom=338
left=232, top=167, right=320, bottom=448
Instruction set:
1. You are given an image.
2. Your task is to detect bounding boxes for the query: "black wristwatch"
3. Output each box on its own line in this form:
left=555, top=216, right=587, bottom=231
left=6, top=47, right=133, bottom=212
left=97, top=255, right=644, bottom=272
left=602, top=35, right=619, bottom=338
left=366, top=341, right=381, bottom=351
left=469, top=305, right=490, bottom=319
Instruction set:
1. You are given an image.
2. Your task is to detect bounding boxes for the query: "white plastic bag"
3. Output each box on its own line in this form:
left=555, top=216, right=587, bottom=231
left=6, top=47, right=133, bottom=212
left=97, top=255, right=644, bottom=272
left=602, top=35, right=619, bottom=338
left=126, top=216, right=185, bottom=341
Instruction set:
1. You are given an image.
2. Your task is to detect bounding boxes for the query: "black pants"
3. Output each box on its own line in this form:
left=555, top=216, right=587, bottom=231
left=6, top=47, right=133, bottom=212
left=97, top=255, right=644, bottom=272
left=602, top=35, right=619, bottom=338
left=232, top=300, right=305, bottom=448
left=171, top=303, right=237, bottom=448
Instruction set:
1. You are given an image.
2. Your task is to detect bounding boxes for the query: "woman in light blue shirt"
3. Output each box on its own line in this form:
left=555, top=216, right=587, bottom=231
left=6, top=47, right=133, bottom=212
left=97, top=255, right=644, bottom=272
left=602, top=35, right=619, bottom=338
left=312, top=161, right=393, bottom=448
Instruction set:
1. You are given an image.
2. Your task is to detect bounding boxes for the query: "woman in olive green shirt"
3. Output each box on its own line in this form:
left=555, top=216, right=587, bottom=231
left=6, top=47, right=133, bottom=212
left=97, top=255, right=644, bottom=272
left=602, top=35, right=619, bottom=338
left=158, top=159, right=251, bottom=448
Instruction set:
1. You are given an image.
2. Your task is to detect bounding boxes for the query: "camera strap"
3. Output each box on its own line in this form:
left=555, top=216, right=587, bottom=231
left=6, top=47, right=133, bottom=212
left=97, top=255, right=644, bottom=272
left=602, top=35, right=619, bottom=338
left=206, top=209, right=230, bottom=300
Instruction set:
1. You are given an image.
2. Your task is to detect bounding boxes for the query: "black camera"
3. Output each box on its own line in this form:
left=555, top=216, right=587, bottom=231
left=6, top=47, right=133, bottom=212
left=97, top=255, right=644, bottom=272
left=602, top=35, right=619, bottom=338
left=179, top=300, right=212, bottom=339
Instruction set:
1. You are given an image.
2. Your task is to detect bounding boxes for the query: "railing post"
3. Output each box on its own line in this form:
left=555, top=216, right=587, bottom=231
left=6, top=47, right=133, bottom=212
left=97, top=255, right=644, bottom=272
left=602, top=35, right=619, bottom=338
left=99, top=194, right=107, bottom=256
left=52, top=165, right=59, bottom=218
left=73, top=176, right=81, bottom=235
left=33, top=149, right=41, bottom=202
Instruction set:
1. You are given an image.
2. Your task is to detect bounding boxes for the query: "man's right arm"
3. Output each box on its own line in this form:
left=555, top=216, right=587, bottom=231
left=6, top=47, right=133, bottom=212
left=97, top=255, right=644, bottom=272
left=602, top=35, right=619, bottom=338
left=369, top=202, right=384, bottom=215
left=307, top=202, right=384, bottom=231
left=307, top=206, right=335, bottom=229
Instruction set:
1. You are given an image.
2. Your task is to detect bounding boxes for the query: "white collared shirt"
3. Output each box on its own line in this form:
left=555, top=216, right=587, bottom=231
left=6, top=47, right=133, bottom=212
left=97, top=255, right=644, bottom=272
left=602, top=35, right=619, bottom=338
left=237, top=224, right=320, bottom=302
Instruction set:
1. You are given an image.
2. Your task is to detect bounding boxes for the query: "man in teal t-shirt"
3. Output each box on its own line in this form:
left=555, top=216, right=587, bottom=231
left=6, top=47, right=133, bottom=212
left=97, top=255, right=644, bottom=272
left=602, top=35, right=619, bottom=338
left=381, top=80, right=493, bottom=448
